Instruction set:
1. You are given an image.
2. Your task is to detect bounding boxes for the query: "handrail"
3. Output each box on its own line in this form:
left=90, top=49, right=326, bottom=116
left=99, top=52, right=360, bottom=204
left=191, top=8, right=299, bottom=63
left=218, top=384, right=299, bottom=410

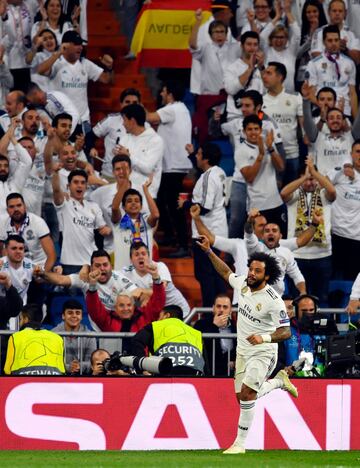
left=184, top=307, right=349, bottom=323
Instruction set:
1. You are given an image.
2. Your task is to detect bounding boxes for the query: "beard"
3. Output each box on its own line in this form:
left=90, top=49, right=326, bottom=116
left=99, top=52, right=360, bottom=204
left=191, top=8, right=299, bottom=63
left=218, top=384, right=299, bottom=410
left=246, top=277, right=265, bottom=289
left=0, top=173, right=8, bottom=182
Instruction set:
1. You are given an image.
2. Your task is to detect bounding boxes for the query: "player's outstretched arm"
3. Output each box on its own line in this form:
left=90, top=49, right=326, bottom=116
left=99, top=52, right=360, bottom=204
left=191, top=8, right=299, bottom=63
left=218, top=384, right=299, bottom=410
left=196, top=235, right=232, bottom=283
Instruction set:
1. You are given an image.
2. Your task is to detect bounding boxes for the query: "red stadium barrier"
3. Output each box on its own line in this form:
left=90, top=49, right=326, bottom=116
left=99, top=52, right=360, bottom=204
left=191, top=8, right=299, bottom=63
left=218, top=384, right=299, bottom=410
left=0, top=377, right=359, bottom=450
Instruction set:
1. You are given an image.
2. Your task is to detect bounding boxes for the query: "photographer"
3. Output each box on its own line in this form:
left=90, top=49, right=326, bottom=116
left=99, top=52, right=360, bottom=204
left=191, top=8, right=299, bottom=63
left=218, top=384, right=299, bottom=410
left=283, top=294, right=337, bottom=376
left=89, top=349, right=128, bottom=376
left=132, top=305, right=205, bottom=376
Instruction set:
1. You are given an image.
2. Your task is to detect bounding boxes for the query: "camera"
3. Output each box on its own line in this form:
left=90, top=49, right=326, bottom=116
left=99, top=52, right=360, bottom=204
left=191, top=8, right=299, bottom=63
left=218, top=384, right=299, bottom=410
left=102, top=352, right=173, bottom=375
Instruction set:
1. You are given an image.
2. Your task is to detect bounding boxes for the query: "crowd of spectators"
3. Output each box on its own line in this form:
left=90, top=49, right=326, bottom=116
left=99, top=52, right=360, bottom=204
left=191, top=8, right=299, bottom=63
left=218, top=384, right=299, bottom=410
left=0, top=0, right=359, bottom=377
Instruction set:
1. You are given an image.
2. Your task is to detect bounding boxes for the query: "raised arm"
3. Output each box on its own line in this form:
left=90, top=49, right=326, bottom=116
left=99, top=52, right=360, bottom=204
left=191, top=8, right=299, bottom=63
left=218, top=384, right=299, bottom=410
left=51, top=165, right=65, bottom=206
left=197, top=235, right=233, bottom=283
left=189, top=9, right=203, bottom=50
left=240, top=135, right=265, bottom=183
left=142, top=176, right=159, bottom=228
left=302, top=95, right=318, bottom=143
left=190, top=204, right=215, bottom=245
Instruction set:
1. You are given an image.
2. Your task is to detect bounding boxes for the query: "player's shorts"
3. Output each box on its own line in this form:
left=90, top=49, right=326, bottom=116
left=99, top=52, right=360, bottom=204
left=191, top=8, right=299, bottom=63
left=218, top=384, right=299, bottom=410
left=234, top=351, right=277, bottom=393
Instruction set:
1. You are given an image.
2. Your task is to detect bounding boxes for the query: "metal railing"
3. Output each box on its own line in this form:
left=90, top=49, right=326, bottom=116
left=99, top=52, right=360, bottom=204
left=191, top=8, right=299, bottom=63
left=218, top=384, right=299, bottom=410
left=0, top=306, right=355, bottom=376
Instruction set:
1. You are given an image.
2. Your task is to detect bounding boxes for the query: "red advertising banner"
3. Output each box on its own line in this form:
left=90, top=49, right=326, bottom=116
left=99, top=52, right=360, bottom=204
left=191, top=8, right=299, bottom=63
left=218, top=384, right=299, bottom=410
left=0, top=377, right=359, bottom=450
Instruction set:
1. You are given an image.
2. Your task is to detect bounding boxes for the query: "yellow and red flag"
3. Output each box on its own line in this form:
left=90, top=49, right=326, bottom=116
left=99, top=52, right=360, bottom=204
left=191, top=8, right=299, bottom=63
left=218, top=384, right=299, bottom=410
left=130, top=0, right=212, bottom=68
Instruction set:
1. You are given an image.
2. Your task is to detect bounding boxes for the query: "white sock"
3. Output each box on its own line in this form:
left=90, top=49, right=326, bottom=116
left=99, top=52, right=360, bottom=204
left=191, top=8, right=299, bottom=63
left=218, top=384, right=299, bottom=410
left=257, top=378, right=282, bottom=399
left=235, top=400, right=256, bottom=447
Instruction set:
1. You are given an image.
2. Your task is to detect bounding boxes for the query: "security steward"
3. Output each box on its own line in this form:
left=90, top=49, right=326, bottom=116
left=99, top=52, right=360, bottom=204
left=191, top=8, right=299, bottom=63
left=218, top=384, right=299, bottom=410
left=132, top=305, right=205, bottom=375
left=4, top=304, right=65, bottom=375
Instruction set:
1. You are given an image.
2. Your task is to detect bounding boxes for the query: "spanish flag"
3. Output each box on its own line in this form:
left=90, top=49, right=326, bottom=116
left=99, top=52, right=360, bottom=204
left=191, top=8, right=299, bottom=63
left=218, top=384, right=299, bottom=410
left=130, top=0, right=212, bottom=68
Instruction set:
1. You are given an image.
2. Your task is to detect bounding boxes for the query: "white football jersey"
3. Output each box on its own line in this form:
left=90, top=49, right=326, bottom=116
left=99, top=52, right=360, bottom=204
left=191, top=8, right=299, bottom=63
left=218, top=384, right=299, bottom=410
left=229, top=273, right=289, bottom=355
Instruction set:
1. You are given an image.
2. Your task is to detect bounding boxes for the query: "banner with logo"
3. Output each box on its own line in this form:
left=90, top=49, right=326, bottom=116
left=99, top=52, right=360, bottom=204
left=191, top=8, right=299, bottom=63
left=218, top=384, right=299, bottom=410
left=130, top=1, right=212, bottom=68
left=1, top=377, right=359, bottom=450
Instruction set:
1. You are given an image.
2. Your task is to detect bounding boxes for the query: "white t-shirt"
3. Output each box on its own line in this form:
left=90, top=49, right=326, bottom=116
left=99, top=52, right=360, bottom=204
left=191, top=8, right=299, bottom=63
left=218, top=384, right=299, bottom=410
left=348, top=1, right=360, bottom=37
left=306, top=53, right=356, bottom=117
left=157, top=102, right=193, bottom=173
left=224, top=58, right=264, bottom=120
left=191, top=165, right=228, bottom=238
left=0, top=255, right=34, bottom=303
left=311, top=25, right=360, bottom=56
left=3, top=3, right=35, bottom=69
left=70, top=270, right=137, bottom=311
left=312, top=131, right=353, bottom=176
left=30, top=50, right=53, bottom=92
left=0, top=144, right=32, bottom=215
left=191, top=41, right=240, bottom=95
left=0, top=213, right=50, bottom=266
left=122, top=261, right=190, bottom=317
left=213, top=235, right=248, bottom=304
left=22, top=152, right=47, bottom=216
left=238, top=140, right=283, bottom=210
left=245, top=232, right=305, bottom=295
left=190, top=15, right=237, bottom=95
left=286, top=187, right=332, bottom=259
left=92, top=113, right=126, bottom=177
left=229, top=273, right=289, bottom=355
left=50, top=56, right=103, bottom=122
left=31, top=20, right=73, bottom=44
left=328, top=168, right=360, bottom=240
left=112, top=215, right=153, bottom=271
left=121, top=127, right=164, bottom=198
left=45, top=91, right=80, bottom=133
left=89, top=182, right=150, bottom=253
left=55, top=197, right=106, bottom=266
left=262, top=89, right=303, bottom=158
left=222, top=114, right=282, bottom=151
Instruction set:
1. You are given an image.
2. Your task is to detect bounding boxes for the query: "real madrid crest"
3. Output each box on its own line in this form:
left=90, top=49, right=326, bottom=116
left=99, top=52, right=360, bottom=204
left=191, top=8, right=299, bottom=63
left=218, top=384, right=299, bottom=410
left=241, top=286, right=249, bottom=294
left=321, top=62, right=327, bottom=70
left=285, top=100, right=291, bottom=106
left=256, top=303, right=262, bottom=311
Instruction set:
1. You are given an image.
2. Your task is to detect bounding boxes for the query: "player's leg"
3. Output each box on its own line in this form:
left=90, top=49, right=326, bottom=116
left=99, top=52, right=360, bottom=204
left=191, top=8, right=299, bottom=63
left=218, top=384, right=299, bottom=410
left=224, top=354, right=270, bottom=454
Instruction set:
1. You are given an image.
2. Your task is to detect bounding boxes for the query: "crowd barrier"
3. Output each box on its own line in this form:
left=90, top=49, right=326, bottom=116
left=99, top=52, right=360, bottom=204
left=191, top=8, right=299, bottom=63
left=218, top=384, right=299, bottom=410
left=0, top=377, right=359, bottom=450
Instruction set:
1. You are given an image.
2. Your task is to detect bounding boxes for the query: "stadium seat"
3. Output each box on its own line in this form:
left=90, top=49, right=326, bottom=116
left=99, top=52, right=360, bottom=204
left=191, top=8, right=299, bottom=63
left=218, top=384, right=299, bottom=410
left=211, top=139, right=234, bottom=176
left=47, top=294, right=93, bottom=330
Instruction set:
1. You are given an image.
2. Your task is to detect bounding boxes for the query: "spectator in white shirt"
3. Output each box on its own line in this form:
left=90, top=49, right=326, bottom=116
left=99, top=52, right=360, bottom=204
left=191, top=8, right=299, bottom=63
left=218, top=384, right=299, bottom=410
left=146, top=81, right=192, bottom=258
left=36, top=30, right=114, bottom=133
left=25, top=82, right=80, bottom=135
left=0, top=234, right=35, bottom=304
left=190, top=0, right=235, bottom=95
left=307, top=24, right=358, bottom=119
left=0, top=90, right=27, bottom=137
left=0, top=192, right=56, bottom=270
left=52, top=168, right=111, bottom=274
left=302, top=82, right=360, bottom=176
left=241, top=0, right=273, bottom=35
left=111, top=178, right=159, bottom=271
left=178, top=142, right=228, bottom=306
left=0, top=45, right=14, bottom=110
left=114, top=104, right=164, bottom=199
left=261, top=0, right=301, bottom=93
left=190, top=10, right=240, bottom=143
left=90, top=154, right=149, bottom=256
left=0, top=120, right=32, bottom=215
left=310, top=0, right=360, bottom=64
left=2, top=0, right=37, bottom=92
left=280, top=157, right=336, bottom=305
left=238, top=114, right=286, bottom=235
left=31, top=0, right=74, bottom=45
left=262, top=61, right=304, bottom=185
left=122, top=241, right=190, bottom=319
left=224, top=31, right=265, bottom=121
left=244, top=215, right=307, bottom=296
left=327, top=139, right=360, bottom=280
left=90, top=88, right=141, bottom=179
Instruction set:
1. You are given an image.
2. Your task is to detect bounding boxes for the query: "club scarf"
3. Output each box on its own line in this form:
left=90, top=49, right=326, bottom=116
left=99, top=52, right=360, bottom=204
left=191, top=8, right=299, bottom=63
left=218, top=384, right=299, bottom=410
left=295, top=188, right=326, bottom=247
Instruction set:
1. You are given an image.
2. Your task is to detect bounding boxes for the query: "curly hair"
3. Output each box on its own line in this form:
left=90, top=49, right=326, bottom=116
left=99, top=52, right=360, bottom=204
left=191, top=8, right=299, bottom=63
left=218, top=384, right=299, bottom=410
left=247, top=252, right=282, bottom=285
